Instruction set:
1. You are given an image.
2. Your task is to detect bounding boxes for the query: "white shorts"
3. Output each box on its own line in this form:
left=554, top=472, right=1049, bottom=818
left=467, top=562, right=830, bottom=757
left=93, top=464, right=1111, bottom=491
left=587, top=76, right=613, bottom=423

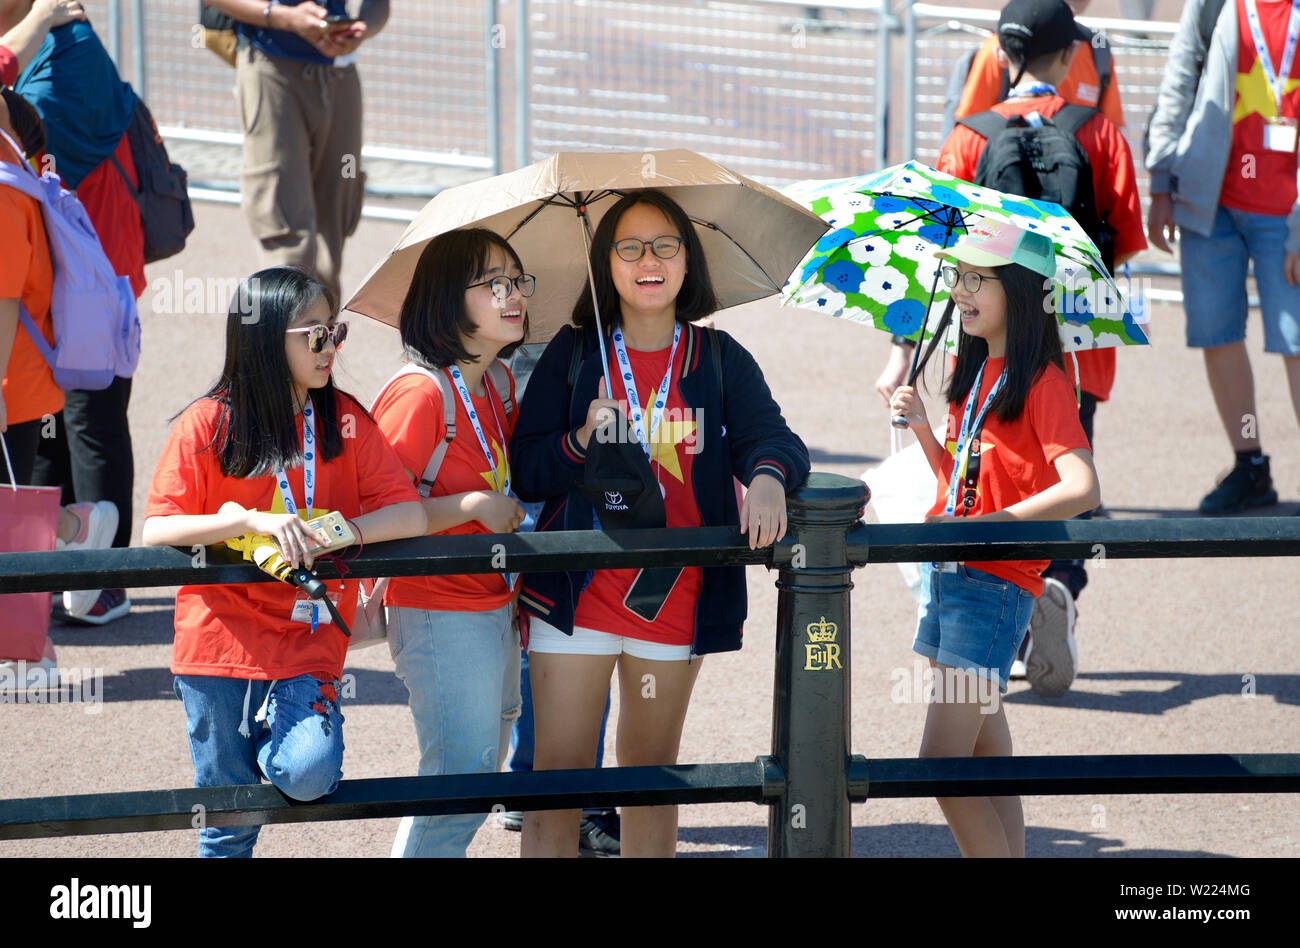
left=526, top=618, right=693, bottom=662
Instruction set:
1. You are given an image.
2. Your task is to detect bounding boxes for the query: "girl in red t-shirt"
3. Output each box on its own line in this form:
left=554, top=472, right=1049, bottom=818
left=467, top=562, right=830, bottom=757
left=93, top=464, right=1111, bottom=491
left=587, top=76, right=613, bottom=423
left=890, top=229, right=1100, bottom=858
left=142, top=267, right=426, bottom=858
left=369, top=228, right=530, bottom=858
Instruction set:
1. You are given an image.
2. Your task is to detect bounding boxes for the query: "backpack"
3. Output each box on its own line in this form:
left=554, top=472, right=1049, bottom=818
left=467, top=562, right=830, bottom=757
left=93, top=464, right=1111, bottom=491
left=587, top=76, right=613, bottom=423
left=939, top=26, right=1112, bottom=143
left=109, top=97, right=195, bottom=264
left=958, top=104, right=1114, bottom=269
left=196, top=1, right=239, bottom=68
left=0, top=130, right=140, bottom=391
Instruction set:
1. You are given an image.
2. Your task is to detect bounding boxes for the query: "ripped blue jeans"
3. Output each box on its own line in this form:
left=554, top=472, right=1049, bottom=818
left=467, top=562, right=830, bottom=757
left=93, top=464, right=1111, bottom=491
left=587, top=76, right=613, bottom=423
left=387, top=602, right=521, bottom=858
left=174, top=672, right=345, bottom=858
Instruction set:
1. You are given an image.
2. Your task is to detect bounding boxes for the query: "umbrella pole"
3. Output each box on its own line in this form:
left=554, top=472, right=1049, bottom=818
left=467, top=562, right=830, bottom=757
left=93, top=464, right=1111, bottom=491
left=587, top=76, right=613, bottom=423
left=577, top=204, right=614, bottom=397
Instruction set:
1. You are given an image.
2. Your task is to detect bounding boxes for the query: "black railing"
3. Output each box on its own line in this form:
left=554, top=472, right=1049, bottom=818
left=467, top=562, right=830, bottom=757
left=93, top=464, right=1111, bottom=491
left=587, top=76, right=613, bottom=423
left=3, top=473, right=1299, bottom=856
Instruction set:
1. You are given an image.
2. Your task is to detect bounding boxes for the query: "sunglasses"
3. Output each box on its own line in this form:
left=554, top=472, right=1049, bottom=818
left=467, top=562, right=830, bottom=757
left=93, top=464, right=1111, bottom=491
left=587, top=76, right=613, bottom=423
left=286, top=321, right=349, bottom=353
left=611, top=235, right=684, bottom=262
left=466, top=274, right=537, bottom=301
left=941, top=265, right=1001, bottom=294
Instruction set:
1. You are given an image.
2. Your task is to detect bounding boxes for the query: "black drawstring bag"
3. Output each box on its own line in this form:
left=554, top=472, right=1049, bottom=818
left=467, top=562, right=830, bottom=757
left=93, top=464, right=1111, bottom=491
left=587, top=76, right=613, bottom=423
left=579, top=410, right=682, bottom=622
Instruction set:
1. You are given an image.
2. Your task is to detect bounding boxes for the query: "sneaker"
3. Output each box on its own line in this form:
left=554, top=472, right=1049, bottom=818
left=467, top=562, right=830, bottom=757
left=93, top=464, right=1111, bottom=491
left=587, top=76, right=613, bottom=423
left=1025, top=578, right=1077, bottom=698
left=57, top=501, right=119, bottom=617
left=56, top=588, right=130, bottom=626
left=497, top=810, right=523, bottom=831
left=578, top=810, right=621, bottom=857
left=1009, top=631, right=1031, bottom=679
left=0, top=639, right=61, bottom=692
left=1199, top=458, right=1278, bottom=515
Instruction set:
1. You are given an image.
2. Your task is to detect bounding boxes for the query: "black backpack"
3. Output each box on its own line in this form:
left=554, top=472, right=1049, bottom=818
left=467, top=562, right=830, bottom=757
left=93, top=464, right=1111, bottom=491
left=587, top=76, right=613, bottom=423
left=938, top=25, right=1112, bottom=144
left=958, top=104, right=1114, bottom=269
left=110, top=96, right=195, bottom=264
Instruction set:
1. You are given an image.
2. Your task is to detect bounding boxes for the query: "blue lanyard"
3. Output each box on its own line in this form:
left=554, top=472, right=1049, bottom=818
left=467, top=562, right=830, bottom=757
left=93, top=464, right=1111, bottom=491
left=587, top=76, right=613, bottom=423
left=1244, top=0, right=1300, bottom=112
left=611, top=324, right=681, bottom=463
left=1006, top=81, right=1057, bottom=100
left=273, top=402, right=321, bottom=629
left=447, top=365, right=514, bottom=590
left=943, top=360, right=1007, bottom=517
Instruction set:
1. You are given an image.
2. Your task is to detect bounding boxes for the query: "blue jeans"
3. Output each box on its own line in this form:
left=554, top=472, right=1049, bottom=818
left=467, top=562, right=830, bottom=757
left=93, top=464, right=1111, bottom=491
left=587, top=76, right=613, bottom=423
left=1181, top=205, right=1300, bottom=355
left=388, top=602, right=521, bottom=857
left=174, top=673, right=345, bottom=858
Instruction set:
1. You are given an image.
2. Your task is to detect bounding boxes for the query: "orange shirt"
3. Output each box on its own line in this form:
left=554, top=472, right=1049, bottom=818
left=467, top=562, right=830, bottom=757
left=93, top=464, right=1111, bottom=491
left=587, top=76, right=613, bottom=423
left=574, top=341, right=703, bottom=646
left=939, top=94, right=1146, bottom=401
left=145, top=391, right=420, bottom=681
left=955, top=34, right=1124, bottom=129
left=0, top=135, right=63, bottom=427
left=371, top=367, right=517, bottom=613
left=1220, top=0, right=1300, bottom=215
left=927, top=357, right=1092, bottom=596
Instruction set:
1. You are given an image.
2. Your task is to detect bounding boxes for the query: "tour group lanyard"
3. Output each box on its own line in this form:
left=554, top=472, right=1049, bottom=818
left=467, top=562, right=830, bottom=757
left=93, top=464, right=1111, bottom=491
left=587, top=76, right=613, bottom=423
left=447, top=365, right=515, bottom=591
left=274, top=400, right=319, bottom=628
left=611, top=323, right=681, bottom=467
left=1245, top=0, right=1300, bottom=115
left=943, top=360, right=1007, bottom=519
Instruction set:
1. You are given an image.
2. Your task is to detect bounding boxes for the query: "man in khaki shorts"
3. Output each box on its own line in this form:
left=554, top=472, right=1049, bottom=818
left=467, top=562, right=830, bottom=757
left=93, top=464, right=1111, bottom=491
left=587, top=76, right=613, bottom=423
left=206, top=1, right=389, bottom=301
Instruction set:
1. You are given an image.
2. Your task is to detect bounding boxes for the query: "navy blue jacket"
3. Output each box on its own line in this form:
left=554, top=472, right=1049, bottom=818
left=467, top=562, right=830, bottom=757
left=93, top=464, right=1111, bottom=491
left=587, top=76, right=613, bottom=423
left=509, top=322, right=810, bottom=656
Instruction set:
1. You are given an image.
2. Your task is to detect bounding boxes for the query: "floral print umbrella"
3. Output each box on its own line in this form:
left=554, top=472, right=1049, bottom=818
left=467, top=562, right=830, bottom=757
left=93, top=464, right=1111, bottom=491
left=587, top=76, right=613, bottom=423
left=780, top=161, right=1149, bottom=354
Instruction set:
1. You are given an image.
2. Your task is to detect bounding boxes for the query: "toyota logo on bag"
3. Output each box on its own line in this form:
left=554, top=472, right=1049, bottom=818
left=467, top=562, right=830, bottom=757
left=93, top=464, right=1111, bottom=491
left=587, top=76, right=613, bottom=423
left=604, top=491, right=623, bottom=507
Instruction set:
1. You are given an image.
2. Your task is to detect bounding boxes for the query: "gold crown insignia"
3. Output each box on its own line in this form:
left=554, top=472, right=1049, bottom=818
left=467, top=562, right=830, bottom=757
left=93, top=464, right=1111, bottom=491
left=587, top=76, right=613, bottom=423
left=806, top=616, right=838, bottom=643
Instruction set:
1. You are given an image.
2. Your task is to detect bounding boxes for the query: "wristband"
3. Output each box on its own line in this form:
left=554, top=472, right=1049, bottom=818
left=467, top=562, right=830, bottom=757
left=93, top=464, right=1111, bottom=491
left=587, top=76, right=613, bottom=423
left=263, top=1, right=279, bottom=27
left=891, top=334, right=917, bottom=348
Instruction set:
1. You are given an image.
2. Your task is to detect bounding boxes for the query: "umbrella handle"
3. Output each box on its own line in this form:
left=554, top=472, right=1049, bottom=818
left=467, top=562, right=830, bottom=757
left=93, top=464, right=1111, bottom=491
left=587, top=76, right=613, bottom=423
left=577, top=207, right=615, bottom=398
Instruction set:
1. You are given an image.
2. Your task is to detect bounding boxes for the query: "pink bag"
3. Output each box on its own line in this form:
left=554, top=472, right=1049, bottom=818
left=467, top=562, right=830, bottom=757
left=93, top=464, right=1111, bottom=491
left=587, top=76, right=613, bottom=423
left=0, top=479, right=62, bottom=662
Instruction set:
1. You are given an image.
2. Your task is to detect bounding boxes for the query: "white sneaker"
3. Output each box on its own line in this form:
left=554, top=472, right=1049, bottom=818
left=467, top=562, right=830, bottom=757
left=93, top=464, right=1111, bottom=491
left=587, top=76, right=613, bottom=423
left=0, top=657, right=61, bottom=692
left=57, top=501, right=119, bottom=618
left=1025, top=578, right=1077, bottom=698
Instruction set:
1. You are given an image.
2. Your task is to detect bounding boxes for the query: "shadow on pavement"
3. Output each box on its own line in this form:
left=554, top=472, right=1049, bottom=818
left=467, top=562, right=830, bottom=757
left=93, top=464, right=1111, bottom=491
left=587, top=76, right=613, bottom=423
left=1004, top=671, right=1300, bottom=713
left=810, top=447, right=882, bottom=466
left=679, top=823, right=1232, bottom=857
left=1104, top=504, right=1300, bottom=517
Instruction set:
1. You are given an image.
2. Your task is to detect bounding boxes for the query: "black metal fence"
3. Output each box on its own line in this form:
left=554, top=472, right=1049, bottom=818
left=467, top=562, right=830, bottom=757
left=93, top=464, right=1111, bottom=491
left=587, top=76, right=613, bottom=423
left=2, top=473, right=1299, bottom=856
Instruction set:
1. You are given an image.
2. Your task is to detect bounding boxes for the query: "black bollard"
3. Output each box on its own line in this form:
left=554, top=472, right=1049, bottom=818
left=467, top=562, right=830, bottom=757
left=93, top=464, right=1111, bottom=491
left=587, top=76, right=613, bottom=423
left=768, top=472, right=868, bottom=857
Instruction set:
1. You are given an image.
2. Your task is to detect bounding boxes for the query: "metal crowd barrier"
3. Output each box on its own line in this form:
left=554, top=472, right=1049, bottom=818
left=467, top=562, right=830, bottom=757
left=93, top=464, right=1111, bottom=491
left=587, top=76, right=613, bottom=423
left=2, top=473, right=1299, bottom=856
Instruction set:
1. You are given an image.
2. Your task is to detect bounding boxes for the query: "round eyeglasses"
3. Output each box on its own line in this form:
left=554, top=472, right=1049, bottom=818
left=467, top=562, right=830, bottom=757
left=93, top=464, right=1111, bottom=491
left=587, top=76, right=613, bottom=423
left=941, top=264, right=1001, bottom=295
left=466, top=274, right=537, bottom=301
left=611, top=235, right=684, bottom=263
left=286, top=321, right=348, bottom=354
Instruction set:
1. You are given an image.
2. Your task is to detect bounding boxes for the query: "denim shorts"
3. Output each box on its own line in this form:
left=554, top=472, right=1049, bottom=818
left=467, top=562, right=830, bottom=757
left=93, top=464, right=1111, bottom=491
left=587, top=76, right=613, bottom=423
left=911, top=562, right=1034, bottom=694
left=1180, top=205, right=1300, bottom=355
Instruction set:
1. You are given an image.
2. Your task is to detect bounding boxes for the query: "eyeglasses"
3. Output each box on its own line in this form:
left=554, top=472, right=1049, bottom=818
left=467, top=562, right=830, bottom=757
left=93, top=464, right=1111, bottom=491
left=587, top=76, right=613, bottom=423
left=611, top=235, right=685, bottom=262
left=286, top=321, right=349, bottom=353
left=466, top=274, right=537, bottom=301
left=941, top=265, right=1001, bottom=295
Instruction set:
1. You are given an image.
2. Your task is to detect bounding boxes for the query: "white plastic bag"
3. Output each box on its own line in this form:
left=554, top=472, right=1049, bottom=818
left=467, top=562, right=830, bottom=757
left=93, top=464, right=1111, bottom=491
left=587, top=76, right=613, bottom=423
left=861, top=427, right=939, bottom=603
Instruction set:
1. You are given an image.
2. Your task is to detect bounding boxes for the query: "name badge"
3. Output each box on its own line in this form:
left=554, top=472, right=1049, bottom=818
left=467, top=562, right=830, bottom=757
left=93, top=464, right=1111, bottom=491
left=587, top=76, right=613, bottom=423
left=1264, top=117, right=1299, bottom=153
left=291, top=593, right=339, bottom=627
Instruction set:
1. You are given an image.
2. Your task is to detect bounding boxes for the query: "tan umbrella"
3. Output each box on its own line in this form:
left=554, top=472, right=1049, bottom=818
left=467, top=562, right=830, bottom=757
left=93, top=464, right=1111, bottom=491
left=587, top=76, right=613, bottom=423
left=344, top=149, right=829, bottom=348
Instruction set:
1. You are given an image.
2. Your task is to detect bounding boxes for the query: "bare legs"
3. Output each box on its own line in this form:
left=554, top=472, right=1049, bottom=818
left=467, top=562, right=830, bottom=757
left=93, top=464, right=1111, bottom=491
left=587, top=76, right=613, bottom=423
left=522, top=650, right=701, bottom=858
left=919, top=660, right=1024, bottom=858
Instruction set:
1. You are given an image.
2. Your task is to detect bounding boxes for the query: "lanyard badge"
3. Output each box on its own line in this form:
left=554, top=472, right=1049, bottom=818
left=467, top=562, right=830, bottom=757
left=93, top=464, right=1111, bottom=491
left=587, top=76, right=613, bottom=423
left=943, top=360, right=1006, bottom=518
left=447, top=365, right=515, bottom=591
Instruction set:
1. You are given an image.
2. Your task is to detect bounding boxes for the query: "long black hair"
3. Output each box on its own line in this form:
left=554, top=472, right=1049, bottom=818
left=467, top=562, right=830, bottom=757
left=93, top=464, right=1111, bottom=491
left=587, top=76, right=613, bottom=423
left=572, top=189, right=719, bottom=333
left=198, top=267, right=349, bottom=478
left=400, top=227, right=530, bottom=369
left=0, top=88, right=46, bottom=158
left=943, top=262, right=1065, bottom=422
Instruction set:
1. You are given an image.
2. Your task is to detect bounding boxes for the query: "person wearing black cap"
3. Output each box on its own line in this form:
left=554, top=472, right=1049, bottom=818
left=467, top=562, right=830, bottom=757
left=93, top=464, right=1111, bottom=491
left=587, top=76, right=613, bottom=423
left=926, top=0, right=1148, bottom=700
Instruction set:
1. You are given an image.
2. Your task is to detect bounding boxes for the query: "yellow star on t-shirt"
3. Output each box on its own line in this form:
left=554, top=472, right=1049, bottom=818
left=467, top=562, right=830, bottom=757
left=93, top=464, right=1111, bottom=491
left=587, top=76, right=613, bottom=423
left=478, top=438, right=511, bottom=493
left=1234, top=55, right=1300, bottom=124
left=944, top=438, right=994, bottom=461
left=648, top=418, right=698, bottom=484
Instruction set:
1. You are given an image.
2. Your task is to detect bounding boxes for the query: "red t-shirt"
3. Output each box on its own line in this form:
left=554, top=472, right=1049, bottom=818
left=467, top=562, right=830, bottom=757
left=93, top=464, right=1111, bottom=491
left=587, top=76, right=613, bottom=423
left=574, top=341, right=703, bottom=646
left=33, top=132, right=147, bottom=299
left=145, top=391, right=420, bottom=681
left=926, top=357, right=1092, bottom=596
left=370, top=367, right=517, bottom=612
left=1221, top=0, right=1300, bottom=215
left=0, top=134, right=63, bottom=427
